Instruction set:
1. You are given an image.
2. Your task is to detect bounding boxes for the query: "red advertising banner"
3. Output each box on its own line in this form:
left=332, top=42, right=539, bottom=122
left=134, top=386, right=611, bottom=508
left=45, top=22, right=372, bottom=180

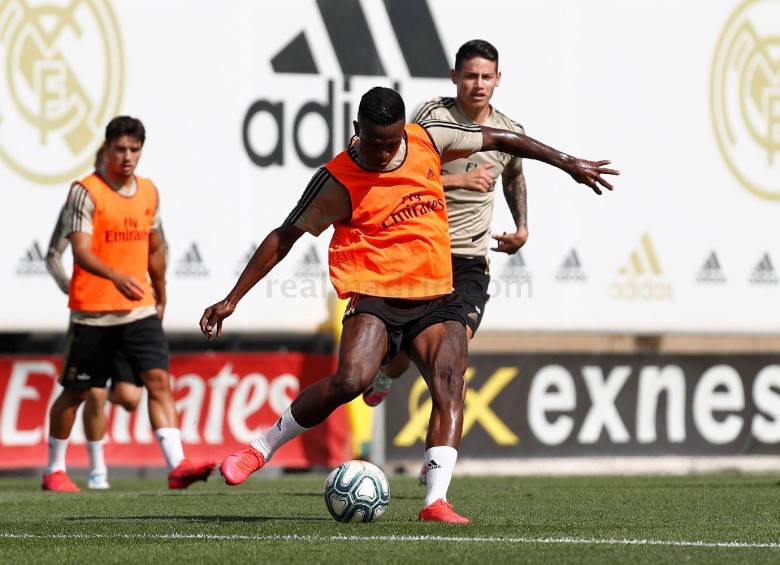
left=0, top=352, right=350, bottom=470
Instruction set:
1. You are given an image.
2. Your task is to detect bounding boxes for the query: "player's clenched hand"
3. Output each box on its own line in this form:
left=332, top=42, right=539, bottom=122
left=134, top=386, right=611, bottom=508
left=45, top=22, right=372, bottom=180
left=458, top=164, right=495, bottom=192
left=112, top=273, right=145, bottom=300
left=567, top=159, right=619, bottom=195
left=200, top=300, right=235, bottom=340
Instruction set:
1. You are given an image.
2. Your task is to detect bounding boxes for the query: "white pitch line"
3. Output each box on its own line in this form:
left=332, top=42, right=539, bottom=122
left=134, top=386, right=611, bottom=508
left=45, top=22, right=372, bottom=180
left=2, top=533, right=780, bottom=549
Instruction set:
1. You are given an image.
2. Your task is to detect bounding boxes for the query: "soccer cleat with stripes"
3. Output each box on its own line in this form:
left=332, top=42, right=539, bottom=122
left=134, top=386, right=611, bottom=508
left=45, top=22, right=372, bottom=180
left=219, top=446, right=266, bottom=486
left=42, top=470, right=80, bottom=492
left=418, top=499, right=470, bottom=524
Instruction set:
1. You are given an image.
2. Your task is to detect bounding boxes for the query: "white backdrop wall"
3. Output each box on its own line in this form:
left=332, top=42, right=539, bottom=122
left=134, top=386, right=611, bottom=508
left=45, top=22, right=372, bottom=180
left=0, top=0, right=778, bottom=333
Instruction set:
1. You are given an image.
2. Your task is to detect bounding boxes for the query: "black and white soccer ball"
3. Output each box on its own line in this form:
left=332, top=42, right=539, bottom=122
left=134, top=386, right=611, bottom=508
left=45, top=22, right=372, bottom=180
left=323, top=460, right=390, bottom=523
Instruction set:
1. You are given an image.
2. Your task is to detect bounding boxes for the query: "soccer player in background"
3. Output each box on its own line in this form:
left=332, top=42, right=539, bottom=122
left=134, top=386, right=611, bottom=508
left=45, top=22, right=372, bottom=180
left=361, top=39, right=532, bottom=483
left=201, top=87, right=618, bottom=523
left=45, top=148, right=143, bottom=490
left=42, top=116, right=216, bottom=492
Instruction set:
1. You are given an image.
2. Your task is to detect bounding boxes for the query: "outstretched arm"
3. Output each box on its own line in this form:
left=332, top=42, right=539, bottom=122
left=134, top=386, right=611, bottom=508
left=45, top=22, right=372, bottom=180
left=200, top=221, right=305, bottom=340
left=480, top=126, right=619, bottom=195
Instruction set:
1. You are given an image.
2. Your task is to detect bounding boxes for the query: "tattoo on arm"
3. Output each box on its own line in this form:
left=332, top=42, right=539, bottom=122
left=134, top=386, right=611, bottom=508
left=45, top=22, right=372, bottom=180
left=504, top=172, right=527, bottom=231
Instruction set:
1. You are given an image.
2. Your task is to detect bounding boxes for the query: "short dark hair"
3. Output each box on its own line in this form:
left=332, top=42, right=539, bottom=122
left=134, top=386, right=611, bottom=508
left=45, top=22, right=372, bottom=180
left=454, top=39, right=499, bottom=71
left=357, top=87, right=405, bottom=126
left=105, top=116, right=145, bottom=145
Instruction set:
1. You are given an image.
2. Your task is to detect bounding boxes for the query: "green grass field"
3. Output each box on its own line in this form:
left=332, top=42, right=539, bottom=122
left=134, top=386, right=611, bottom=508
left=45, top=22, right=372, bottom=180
left=2, top=471, right=780, bottom=563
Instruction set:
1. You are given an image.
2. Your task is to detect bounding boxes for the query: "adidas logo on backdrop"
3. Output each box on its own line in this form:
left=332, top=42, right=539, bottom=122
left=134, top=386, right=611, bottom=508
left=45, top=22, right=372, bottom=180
left=556, top=249, right=587, bottom=282
left=235, top=243, right=258, bottom=276
left=610, top=233, right=673, bottom=301
left=294, top=245, right=326, bottom=279
left=175, top=243, right=209, bottom=277
left=696, top=252, right=726, bottom=284
left=242, top=0, right=449, bottom=169
left=498, top=251, right=531, bottom=282
left=16, top=241, right=47, bottom=276
left=749, top=253, right=778, bottom=285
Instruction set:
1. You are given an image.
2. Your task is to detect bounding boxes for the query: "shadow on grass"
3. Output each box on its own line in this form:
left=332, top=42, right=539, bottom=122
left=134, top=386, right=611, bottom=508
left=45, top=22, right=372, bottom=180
left=137, top=491, right=325, bottom=498
left=66, top=515, right=331, bottom=523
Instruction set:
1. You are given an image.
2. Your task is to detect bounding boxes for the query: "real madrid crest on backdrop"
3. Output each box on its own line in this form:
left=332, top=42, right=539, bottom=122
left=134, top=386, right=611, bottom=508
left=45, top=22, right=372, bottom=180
left=0, top=0, right=123, bottom=184
left=711, top=0, right=780, bottom=201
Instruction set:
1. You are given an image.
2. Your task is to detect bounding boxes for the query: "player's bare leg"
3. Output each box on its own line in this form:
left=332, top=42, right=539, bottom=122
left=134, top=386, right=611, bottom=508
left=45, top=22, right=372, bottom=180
left=141, top=368, right=216, bottom=489
left=220, top=314, right=387, bottom=485
left=109, top=381, right=142, bottom=411
left=363, top=350, right=410, bottom=407
left=43, top=389, right=88, bottom=492
left=83, top=387, right=110, bottom=489
left=410, top=320, right=470, bottom=524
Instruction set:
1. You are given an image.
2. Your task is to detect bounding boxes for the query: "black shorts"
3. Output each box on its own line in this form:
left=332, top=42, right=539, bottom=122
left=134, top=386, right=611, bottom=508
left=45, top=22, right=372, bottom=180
left=343, top=293, right=467, bottom=365
left=452, top=255, right=490, bottom=335
left=60, top=315, right=169, bottom=391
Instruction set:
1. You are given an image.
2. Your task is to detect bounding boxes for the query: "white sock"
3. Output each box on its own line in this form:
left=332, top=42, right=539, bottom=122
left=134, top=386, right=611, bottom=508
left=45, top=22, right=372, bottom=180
left=423, top=446, right=458, bottom=506
left=372, top=369, right=393, bottom=392
left=46, top=436, right=69, bottom=475
left=155, top=428, right=185, bottom=471
left=87, top=440, right=107, bottom=475
left=251, top=406, right=307, bottom=461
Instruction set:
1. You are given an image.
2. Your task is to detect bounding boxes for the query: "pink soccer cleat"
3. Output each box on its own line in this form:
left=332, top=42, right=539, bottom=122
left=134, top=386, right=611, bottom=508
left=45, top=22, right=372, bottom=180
left=42, top=470, right=80, bottom=492
left=219, top=446, right=266, bottom=486
left=168, top=459, right=217, bottom=489
left=418, top=499, right=470, bottom=524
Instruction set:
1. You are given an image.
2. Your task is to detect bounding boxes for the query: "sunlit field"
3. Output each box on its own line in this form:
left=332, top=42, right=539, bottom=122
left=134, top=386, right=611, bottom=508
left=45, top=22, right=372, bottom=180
left=3, top=472, right=780, bottom=563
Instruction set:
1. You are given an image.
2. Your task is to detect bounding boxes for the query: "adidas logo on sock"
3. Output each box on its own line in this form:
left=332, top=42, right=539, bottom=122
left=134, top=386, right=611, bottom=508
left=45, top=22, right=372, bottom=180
left=426, top=459, right=441, bottom=472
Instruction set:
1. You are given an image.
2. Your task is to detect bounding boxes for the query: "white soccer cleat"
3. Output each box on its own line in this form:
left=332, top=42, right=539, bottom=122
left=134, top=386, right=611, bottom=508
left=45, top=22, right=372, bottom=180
left=88, top=472, right=110, bottom=490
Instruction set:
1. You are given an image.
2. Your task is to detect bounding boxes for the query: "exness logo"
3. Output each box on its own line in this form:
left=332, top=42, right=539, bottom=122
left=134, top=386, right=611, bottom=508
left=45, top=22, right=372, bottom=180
left=711, top=0, right=780, bottom=200
left=0, top=0, right=124, bottom=185
left=243, top=0, right=450, bottom=169
left=610, top=233, right=673, bottom=301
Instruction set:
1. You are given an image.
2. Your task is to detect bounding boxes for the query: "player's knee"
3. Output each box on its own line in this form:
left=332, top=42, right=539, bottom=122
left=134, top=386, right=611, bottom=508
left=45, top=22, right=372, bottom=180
left=56, top=388, right=89, bottom=407
left=110, top=388, right=141, bottom=411
left=84, top=388, right=108, bottom=409
left=332, top=366, right=371, bottom=399
left=428, top=359, right=466, bottom=405
left=140, top=368, right=171, bottom=395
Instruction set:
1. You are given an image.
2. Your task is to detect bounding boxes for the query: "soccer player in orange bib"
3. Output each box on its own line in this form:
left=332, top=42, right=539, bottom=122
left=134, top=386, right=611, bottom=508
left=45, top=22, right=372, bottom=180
left=201, top=87, right=618, bottom=523
left=43, top=116, right=216, bottom=492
